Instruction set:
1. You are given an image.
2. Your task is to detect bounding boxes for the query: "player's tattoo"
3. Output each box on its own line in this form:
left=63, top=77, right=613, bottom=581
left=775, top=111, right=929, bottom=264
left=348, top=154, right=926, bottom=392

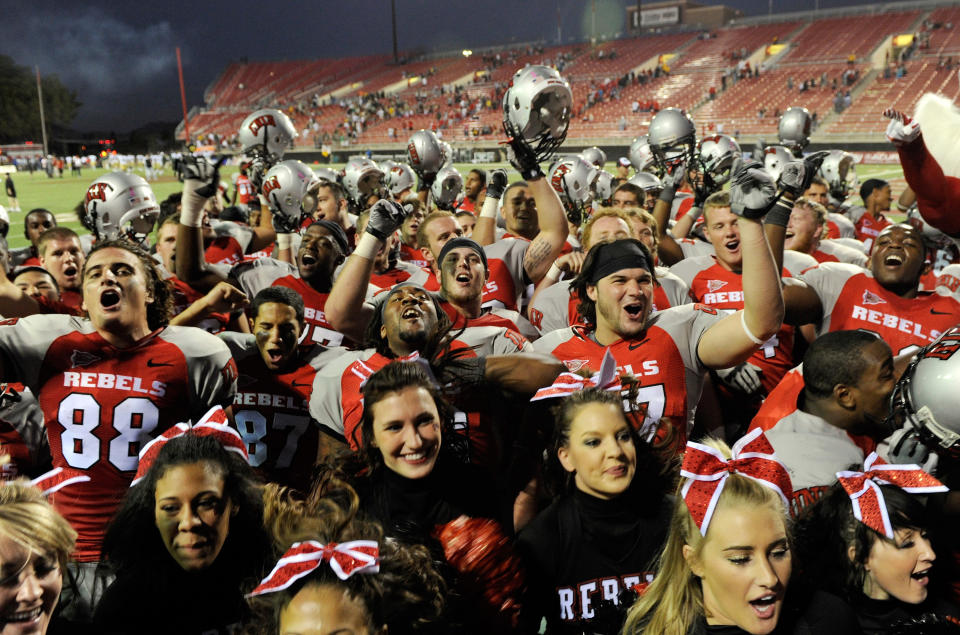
left=524, top=239, right=554, bottom=278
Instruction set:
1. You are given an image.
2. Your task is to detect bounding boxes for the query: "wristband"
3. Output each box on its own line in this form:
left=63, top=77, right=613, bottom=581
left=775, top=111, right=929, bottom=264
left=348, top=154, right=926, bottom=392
left=544, top=262, right=564, bottom=283
left=763, top=199, right=792, bottom=228
left=479, top=195, right=499, bottom=219
left=740, top=311, right=765, bottom=346
left=179, top=196, right=203, bottom=228
left=687, top=205, right=704, bottom=221
left=354, top=232, right=381, bottom=260
left=658, top=186, right=677, bottom=204
left=276, top=233, right=293, bottom=251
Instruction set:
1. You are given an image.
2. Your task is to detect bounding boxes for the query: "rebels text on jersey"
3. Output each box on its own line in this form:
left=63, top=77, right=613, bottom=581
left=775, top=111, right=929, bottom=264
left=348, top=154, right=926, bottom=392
left=800, top=262, right=960, bottom=355
left=0, top=315, right=236, bottom=561
left=534, top=304, right=723, bottom=450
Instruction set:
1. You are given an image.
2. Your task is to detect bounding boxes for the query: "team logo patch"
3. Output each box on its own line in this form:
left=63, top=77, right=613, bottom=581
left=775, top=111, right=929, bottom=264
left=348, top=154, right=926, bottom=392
left=563, top=359, right=590, bottom=373
left=70, top=350, right=102, bottom=368
left=862, top=290, right=886, bottom=305
left=706, top=279, right=727, bottom=293
left=85, top=182, right=113, bottom=204
left=247, top=113, right=277, bottom=136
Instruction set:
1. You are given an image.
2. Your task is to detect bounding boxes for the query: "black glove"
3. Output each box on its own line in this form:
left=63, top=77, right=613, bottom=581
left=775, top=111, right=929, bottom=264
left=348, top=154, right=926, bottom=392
left=729, top=159, right=778, bottom=220
left=416, top=171, right=436, bottom=192
left=0, top=384, right=21, bottom=408
left=778, top=151, right=830, bottom=198
left=886, top=425, right=938, bottom=475
left=505, top=135, right=543, bottom=180
left=658, top=164, right=686, bottom=204
left=486, top=169, right=508, bottom=200
left=364, top=199, right=409, bottom=242
left=179, top=155, right=226, bottom=199
left=690, top=169, right=714, bottom=207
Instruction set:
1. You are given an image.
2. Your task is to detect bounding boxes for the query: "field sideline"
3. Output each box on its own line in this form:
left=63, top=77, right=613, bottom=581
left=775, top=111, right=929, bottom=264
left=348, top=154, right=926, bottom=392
left=0, top=162, right=907, bottom=250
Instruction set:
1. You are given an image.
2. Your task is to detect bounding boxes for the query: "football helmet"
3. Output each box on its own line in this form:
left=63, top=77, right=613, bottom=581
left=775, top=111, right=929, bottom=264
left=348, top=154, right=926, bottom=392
left=549, top=156, right=597, bottom=226
left=778, top=107, right=812, bottom=156
left=593, top=170, right=615, bottom=205
left=502, top=65, right=573, bottom=162
left=628, top=171, right=663, bottom=196
left=407, top=129, right=445, bottom=178
left=580, top=146, right=607, bottom=169
left=385, top=163, right=417, bottom=198
left=83, top=171, right=159, bottom=246
left=905, top=205, right=954, bottom=249
left=762, top=145, right=794, bottom=184
left=238, top=108, right=298, bottom=163
left=818, top=150, right=858, bottom=203
left=431, top=166, right=463, bottom=211
left=697, top=134, right=742, bottom=187
left=439, top=140, right=454, bottom=167
left=342, top=157, right=384, bottom=207
left=313, top=167, right=341, bottom=184
left=628, top=135, right=658, bottom=175
left=261, top=160, right=317, bottom=232
left=889, top=327, right=960, bottom=458
left=648, top=108, right=697, bottom=174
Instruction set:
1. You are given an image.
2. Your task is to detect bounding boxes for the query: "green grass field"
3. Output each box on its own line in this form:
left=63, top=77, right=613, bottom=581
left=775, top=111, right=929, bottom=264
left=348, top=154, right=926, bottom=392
left=0, top=162, right=907, bottom=250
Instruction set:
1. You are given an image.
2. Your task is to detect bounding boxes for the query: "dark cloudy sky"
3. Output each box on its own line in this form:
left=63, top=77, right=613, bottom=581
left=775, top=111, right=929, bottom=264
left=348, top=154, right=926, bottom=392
left=0, top=0, right=905, bottom=132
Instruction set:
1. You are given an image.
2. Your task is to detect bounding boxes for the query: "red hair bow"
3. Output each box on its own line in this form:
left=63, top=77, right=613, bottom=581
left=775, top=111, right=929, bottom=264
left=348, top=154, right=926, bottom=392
left=836, top=452, right=947, bottom=539
left=247, top=540, right=380, bottom=597
left=530, top=348, right=620, bottom=401
left=131, top=405, right=248, bottom=486
left=680, top=428, right=793, bottom=535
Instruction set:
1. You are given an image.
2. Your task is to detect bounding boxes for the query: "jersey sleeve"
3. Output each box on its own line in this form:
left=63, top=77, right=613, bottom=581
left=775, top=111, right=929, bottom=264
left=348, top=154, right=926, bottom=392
left=783, top=250, right=819, bottom=277
left=667, top=254, right=713, bottom=289
left=230, top=258, right=296, bottom=298
left=160, top=327, right=237, bottom=411
left=485, top=238, right=530, bottom=288
left=827, top=212, right=857, bottom=239
left=529, top=282, right=574, bottom=334
left=797, top=262, right=859, bottom=334
left=214, top=220, right=255, bottom=252
left=899, top=136, right=960, bottom=236
left=0, top=315, right=84, bottom=391
left=648, top=304, right=726, bottom=372
left=308, top=352, right=360, bottom=438
left=656, top=269, right=691, bottom=307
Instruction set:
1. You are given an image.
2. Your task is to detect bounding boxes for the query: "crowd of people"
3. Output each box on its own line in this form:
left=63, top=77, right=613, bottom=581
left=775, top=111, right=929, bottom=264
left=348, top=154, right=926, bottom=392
left=0, top=63, right=957, bottom=635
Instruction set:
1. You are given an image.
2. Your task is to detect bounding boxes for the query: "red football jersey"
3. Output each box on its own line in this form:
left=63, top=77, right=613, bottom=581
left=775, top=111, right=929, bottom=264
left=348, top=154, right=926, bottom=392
left=399, top=243, right=429, bottom=268
left=674, top=255, right=794, bottom=393
left=534, top=305, right=723, bottom=452
left=236, top=174, right=256, bottom=204
left=205, top=235, right=245, bottom=267
left=853, top=212, right=891, bottom=252
left=801, top=263, right=960, bottom=356
left=0, top=316, right=236, bottom=561
left=271, top=274, right=345, bottom=348
left=421, top=245, right=527, bottom=311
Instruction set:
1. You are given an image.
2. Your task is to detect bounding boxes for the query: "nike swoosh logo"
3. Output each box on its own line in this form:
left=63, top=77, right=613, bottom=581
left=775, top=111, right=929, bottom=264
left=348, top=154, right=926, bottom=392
left=146, top=359, right=173, bottom=368
left=930, top=308, right=953, bottom=316
left=628, top=338, right=650, bottom=350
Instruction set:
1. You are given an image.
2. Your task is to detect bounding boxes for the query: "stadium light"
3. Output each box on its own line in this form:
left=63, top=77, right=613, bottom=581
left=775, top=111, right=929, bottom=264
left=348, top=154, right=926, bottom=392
left=462, top=49, right=472, bottom=57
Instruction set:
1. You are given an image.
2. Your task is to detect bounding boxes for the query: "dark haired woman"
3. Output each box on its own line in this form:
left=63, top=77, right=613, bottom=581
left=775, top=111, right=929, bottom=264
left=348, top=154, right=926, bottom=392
left=793, top=454, right=959, bottom=634
left=517, top=384, right=674, bottom=634
left=94, top=416, right=273, bottom=634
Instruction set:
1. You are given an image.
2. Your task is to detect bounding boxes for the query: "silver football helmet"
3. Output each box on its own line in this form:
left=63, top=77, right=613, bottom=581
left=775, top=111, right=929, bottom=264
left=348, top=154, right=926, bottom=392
left=628, top=171, right=663, bottom=195
left=502, top=65, right=573, bottom=161
left=385, top=163, right=417, bottom=198
left=238, top=108, right=297, bottom=163
left=628, top=135, right=658, bottom=174
left=648, top=108, right=697, bottom=174
left=342, top=157, right=384, bottom=207
left=593, top=170, right=615, bottom=205
left=580, top=146, right=607, bottom=170
left=762, top=145, right=794, bottom=184
left=549, top=156, right=597, bottom=225
left=407, top=129, right=445, bottom=179
left=313, top=167, right=340, bottom=184
left=83, top=171, right=159, bottom=246
left=889, top=327, right=960, bottom=458
left=261, top=160, right=317, bottom=232
left=439, top=141, right=454, bottom=168
left=431, top=166, right=463, bottom=211
left=697, top=134, right=742, bottom=188
left=818, top=150, right=858, bottom=203
left=778, top=107, right=812, bottom=156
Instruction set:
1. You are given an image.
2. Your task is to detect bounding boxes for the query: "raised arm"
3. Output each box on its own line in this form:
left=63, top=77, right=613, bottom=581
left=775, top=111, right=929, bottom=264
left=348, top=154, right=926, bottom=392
left=246, top=200, right=277, bottom=252
left=175, top=157, right=229, bottom=292
left=473, top=169, right=507, bottom=247
left=522, top=177, right=569, bottom=284
left=651, top=167, right=686, bottom=266
left=0, top=264, right=39, bottom=319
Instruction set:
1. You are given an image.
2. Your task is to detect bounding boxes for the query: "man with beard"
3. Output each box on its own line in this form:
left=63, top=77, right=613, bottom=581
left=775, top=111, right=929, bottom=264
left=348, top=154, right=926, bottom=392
left=38, top=227, right=85, bottom=311
left=310, top=282, right=563, bottom=467
left=785, top=197, right=867, bottom=266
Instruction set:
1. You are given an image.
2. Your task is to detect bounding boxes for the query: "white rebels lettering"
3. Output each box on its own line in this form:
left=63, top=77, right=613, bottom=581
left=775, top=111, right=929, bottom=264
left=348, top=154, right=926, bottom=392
left=616, top=360, right=660, bottom=378
left=303, top=307, right=327, bottom=322
left=62, top=372, right=166, bottom=397
left=703, top=290, right=744, bottom=305
left=557, top=573, right=652, bottom=622
left=234, top=392, right=307, bottom=410
left=850, top=305, right=938, bottom=342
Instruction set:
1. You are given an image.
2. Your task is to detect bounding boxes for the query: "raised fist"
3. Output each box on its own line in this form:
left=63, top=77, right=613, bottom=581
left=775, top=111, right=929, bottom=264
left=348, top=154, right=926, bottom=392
left=485, top=168, right=509, bottom=200
left=364, top=198, right=410, bottom=242
left=883, top=108, right=921, bottom=146
left=729, top=159, right=777, bottom=219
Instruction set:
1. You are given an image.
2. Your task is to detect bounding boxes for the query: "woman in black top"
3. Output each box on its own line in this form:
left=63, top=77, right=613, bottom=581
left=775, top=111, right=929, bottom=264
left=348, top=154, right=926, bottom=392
left=94, top=427, right=272, bottom=634
left=518, top=387, right=674, bottom=634
left=793, top=459, right=959, bottom=635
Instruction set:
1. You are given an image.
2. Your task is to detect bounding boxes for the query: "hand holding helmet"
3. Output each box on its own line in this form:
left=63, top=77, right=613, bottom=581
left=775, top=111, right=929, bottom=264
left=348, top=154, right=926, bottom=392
left=729, top=159, right=778, bottom=219
left=502, top=65, right=572, bottom=175
left=778, top=151, right=830, bottom=198
left=364, top=199, right=410, bottom=242
left=407, top=130, right=444, bottom=189
left=657, top=163, right=686, bottom=204
left=883, top=108, right=921, bottom=146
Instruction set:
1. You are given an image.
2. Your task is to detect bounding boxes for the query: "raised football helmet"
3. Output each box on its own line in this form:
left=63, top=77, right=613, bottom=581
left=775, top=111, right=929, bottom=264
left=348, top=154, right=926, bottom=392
left=697, top=134, right=742, bottom=188
left=431, top=166, right=463, bottom=211
left=439, top=140, right=454, bottom=167
left=407, top=130, right=445, bottom=179
left=342, top=157, right=384, bottom=207
left=889, top=327, right=960, bottom=458
left=778, top=106, right=812, bottom=156
left=580, top=146, right=607, bottom=170
left=83, top=171, right=159, bottom=246
left=818, top=150, right=858, bottom=203
left=261, top=160, right=317, bottom=232
left=628, top=171, right=663, bottom=195
left=593, top=170, right=615, bottom=206
left=762, top=145, right=794, bottom=184
left=238, top=108, right=297, bottom=163
left=628, top=135, right=658, bottom=175
left=385, top=163, right=417, bottom=198
left=313, top=167, right=341, bottom=185
left=549, top=156, right=597, bottom=226
left=648, top=108, right=697, bottom=174
left=502, top=65, right=573, bottom=162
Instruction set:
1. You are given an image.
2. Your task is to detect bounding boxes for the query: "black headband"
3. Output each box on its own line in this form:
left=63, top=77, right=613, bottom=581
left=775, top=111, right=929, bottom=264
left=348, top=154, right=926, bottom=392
left=310, top=220, right=350, bottom=254
left=587, top=240, right=653, bottom=284
left=438, top=237, right=488, bottom=270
